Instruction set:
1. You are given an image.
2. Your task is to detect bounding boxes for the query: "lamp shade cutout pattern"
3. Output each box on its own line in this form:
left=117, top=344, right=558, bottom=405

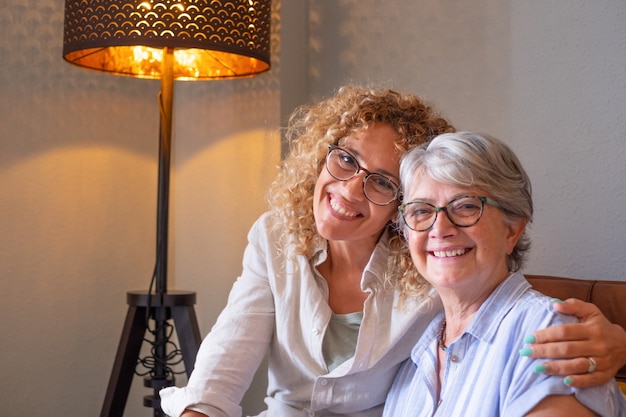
left=63, top=0, right=271, bottom=79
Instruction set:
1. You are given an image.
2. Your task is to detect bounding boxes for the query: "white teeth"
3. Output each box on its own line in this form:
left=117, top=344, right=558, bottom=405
left=433, top=249, right=466, bottom=258
left=330, top=196, right=359, bottom=217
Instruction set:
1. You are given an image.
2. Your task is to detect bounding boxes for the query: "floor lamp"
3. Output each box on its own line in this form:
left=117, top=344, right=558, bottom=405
left=62, top=1, right=271, bottom=416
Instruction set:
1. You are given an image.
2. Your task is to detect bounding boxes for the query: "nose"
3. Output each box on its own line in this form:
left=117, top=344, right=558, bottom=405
left=343, top=171, right=367, bottom=200
left=429, top=208, right=456, bottom=236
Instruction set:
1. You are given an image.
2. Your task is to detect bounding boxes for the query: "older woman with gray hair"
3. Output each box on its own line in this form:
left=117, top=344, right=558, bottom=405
left=384, top=132, right=625, bottom=417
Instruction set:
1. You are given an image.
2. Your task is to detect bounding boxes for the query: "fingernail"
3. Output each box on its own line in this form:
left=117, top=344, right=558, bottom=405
left=550, top=298, right=564, bottom=304
left=534, top=364, right=547, bottom=373
left=524, top=334, right=536, bottom=344
left=563, top=377, right=573, bottom=386
left=519, top=347, right=533, bottom=357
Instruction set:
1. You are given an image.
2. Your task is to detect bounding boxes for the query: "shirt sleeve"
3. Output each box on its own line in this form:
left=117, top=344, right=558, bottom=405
left=160, top=214, right=276, bottom=417
left=574, top=381, right=626, bottom=417
left=502, top=306, right=626, bottom=417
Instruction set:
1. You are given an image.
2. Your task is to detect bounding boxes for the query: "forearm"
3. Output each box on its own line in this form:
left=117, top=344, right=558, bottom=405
left=186, top=279, right=275, bottom=397
left=181, top=410, right=208, bottom=417
left=162, top=215, right=277, bottom=417
left=161, top=276, right=275, bottom=416
left=611, top=323, right=626, bottom=366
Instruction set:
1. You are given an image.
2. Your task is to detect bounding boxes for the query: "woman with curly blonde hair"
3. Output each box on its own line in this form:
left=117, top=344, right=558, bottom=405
left=161, top=86, right=626, bottom=417
left=268, top=85, right=453, bottom=296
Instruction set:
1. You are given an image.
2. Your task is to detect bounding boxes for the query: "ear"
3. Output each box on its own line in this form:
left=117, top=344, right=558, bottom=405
left=505, top=218, right=527, bottom=255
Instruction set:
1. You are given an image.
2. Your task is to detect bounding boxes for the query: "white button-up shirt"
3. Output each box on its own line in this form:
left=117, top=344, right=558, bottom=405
left=160, top=211, right=439, bottom=417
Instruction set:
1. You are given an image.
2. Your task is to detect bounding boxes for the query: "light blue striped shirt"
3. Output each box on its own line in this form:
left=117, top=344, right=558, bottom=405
left=383, top=272, right=626, bottom=417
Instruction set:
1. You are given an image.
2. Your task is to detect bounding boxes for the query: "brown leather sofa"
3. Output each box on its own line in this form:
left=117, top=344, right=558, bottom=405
left=525, top=274, right=626, bottom=383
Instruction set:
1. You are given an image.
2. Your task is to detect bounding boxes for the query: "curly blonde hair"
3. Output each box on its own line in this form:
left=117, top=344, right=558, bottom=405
left=267, top=85, right=455, bottom=298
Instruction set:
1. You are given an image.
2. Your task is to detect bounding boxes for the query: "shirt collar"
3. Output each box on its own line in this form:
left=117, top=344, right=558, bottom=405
left=463, top=272, right=531, bottom=344
left=410, top=272, right=530, bottom=362
left=311, top=225, right=393, bottom=286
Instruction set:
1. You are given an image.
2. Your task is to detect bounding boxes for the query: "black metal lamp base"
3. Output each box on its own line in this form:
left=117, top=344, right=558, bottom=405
left=100, top=291, right=202, bottom=417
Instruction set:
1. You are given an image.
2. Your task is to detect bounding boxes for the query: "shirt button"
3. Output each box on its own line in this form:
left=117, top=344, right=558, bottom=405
left=320, top=379, right=328, bottom=386
left=450, top=355, right=459, bottom=362
left=312, top=328, right=321, bottom=335
left=308, top=412, right=315, bottom=417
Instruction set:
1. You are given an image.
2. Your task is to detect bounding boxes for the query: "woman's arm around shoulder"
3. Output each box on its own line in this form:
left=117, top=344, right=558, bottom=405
left=527, top=298, right=626, bottom=387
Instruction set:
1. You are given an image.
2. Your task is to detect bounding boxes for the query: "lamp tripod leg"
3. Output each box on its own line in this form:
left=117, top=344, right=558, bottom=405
left=171, top=305, right=203, bottom=376
left=100, top=305, right=147, bottom=417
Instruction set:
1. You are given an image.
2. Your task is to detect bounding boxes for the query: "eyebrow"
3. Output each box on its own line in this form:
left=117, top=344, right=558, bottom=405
left=343, top=145, right=400, bottom=181
left=406, top=193, right=480, bottom=205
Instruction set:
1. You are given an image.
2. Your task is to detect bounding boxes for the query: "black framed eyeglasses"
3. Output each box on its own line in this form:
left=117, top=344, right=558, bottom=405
left=398, top=195, right=501, bottom=231
left=325, top=144, right=400, bottom=206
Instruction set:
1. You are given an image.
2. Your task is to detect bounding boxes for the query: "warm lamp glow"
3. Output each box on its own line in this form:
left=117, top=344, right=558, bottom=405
left=62, top=0, right=271, bottom=79
left=65, top=45, right=267, bottom=79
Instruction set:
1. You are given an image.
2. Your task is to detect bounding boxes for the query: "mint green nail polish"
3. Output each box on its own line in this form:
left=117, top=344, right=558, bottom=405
left=524, top=335, right=536, bottom=344
left=534, top=364, right=547, bottom=373
left=564, top=377, right=573, bottom=386
left=550, top=298, right=564, bottom=304
left=519, top=347, right=533, bottom=357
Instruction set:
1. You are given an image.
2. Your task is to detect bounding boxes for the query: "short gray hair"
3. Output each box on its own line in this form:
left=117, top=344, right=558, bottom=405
left=399, top=131, right=533, bottom=271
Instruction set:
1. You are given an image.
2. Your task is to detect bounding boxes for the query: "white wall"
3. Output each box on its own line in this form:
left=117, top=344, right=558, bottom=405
left=2, top=1, right=625, bottom=416
left=307, top=0, right=626, bottom=280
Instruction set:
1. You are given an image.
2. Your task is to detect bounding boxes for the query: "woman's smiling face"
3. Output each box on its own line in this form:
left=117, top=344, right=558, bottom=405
left=313, top=123, right=401, bottom=244
left=404, top=175, right=525, bottom=295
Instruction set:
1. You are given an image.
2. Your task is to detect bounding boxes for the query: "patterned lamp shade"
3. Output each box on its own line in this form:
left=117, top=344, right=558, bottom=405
left=62, top=0, right=271, bottom=80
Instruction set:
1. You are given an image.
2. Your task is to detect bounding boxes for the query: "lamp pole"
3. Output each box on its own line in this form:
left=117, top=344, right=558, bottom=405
left=100, top=47, right=202, bottom=417
left=156, top=47, right=174, bottom=296
left=150, top=47, right=175, bottom=414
